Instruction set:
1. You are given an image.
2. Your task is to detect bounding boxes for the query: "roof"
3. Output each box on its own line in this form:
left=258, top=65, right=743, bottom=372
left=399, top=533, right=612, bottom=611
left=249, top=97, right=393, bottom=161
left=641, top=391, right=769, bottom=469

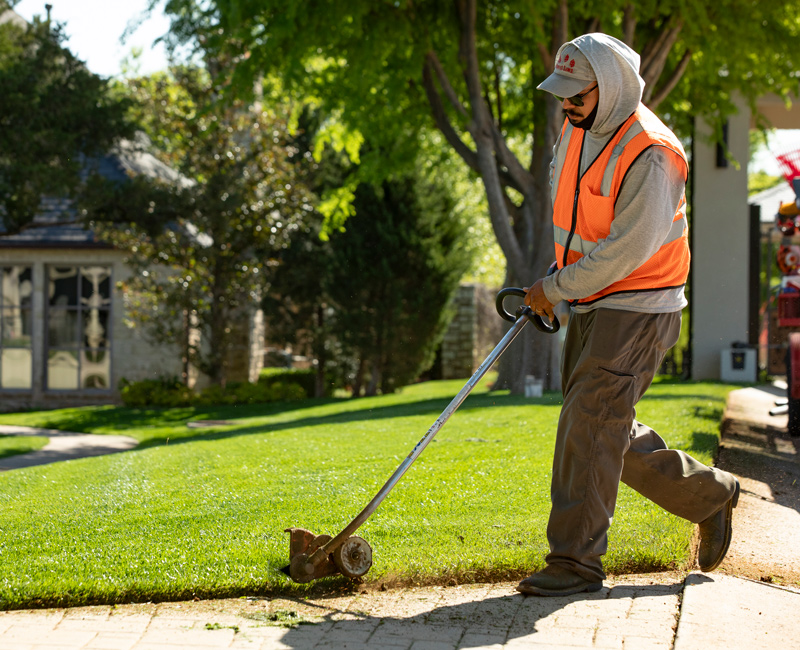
left=0, top=8, right=27, bottom=30
left=0, top=134, right=190, bottom=248
left=748, top=181, right=797, bottom=222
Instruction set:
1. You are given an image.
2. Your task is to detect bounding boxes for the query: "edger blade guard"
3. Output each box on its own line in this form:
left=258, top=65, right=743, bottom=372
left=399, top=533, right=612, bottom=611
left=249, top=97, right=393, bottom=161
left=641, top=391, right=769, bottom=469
left=280, top=527, right=373, bottom=583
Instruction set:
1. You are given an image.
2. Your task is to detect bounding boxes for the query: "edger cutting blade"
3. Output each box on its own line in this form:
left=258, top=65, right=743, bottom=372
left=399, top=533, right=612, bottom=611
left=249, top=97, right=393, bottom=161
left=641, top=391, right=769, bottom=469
left=280, top=527, right=374, bottom=583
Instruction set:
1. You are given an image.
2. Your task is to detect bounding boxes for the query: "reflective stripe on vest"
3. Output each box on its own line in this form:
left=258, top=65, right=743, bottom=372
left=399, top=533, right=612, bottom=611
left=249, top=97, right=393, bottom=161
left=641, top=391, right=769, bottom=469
left=551, top=104, right=690, bottom=304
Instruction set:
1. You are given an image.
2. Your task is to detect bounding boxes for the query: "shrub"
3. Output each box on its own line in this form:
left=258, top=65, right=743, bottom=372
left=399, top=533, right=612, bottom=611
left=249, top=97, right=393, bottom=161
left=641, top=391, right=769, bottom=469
left=118, top=377, right=193, bottom=408
left=258, top=368, right=316, bottom=397
left=118, top=376, right=308, bottom=408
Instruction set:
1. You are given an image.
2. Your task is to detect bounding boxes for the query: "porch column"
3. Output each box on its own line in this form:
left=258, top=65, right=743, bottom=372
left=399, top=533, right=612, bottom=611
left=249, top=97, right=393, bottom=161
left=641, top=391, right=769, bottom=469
left=691, top=96, right=752, bottom=379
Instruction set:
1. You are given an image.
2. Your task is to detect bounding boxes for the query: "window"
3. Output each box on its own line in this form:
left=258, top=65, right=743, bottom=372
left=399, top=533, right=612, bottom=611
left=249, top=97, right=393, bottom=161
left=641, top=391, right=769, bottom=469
left=46, top=266, right=112, bottom=390
left=0, top=266, right=33, bottom=389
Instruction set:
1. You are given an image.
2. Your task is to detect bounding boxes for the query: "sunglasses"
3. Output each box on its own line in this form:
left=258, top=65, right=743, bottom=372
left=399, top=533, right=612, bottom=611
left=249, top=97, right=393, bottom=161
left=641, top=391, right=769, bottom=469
left=554, top=83, right=598, bottom=107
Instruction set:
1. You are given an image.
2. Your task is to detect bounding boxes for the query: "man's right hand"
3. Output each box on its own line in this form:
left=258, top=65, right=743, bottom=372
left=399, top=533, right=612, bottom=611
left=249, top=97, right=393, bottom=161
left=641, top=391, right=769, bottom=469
left=523, top=279, right=556, bottom=323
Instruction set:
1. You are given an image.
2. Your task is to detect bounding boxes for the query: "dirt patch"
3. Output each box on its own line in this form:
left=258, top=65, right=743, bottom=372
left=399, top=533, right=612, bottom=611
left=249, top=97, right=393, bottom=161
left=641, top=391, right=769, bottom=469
left=715, top=398, right=800, bottom=587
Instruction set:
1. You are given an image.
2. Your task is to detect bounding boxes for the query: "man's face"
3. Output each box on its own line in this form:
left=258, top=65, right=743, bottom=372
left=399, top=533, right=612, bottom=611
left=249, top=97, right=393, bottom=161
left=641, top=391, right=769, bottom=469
left=562, top=81, right=599, bottom=125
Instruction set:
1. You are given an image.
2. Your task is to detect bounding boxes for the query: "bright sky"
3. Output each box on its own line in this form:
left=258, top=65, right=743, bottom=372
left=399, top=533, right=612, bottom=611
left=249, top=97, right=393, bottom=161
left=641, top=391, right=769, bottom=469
left=12, top=0, right=171, bottom=77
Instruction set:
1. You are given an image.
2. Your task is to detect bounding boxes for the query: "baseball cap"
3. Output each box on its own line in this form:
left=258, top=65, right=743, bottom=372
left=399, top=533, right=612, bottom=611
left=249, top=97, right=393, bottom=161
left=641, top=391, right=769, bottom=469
left=537, top=43, right=596, bottom=98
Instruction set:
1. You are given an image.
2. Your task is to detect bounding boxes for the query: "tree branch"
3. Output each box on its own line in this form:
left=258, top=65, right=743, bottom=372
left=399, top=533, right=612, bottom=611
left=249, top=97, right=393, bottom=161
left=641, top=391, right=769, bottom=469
left=536, top=0, right=568, bottom=73
left=585, top=17, right=600, bottom=34
left=623, top=5, right=636, bottom=46
left=647, top=48, right=692, bottom=110
left=456, top=0, right=527, bottom=279
left=421, top=59, right=480, bottom=172
left=494, top=57, right=503, bottom=132
left=490, top=123, right=532, bottom=194
left=425, top=50, right=469, bottom=119
left=552, top=0, right=568, bottom=57
left=421, top=60, right=522, bottom=190
left=641, top=21, right=682, bottom=86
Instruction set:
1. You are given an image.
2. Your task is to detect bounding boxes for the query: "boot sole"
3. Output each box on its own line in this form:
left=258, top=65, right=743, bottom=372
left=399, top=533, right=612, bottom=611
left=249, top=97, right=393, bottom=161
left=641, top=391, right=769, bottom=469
left=516, top=581, right=603, bottom=597
left=699, top=479, right=740, bottom=572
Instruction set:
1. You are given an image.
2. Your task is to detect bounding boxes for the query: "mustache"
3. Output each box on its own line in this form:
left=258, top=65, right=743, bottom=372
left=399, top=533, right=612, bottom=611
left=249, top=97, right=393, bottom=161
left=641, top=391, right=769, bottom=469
left=562, top=108, right=581, bottom=117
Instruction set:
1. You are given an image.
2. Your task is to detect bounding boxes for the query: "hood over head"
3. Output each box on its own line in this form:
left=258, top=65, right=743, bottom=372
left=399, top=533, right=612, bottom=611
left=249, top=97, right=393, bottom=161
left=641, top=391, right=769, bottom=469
left=538, top=33, right=645, bottom=135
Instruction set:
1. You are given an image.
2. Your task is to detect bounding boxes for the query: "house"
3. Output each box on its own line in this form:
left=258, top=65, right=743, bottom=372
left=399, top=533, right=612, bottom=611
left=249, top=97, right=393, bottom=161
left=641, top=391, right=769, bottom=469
left=0, top=140, right=265, bottom=411
left=692, top=93, right=800, bottom=381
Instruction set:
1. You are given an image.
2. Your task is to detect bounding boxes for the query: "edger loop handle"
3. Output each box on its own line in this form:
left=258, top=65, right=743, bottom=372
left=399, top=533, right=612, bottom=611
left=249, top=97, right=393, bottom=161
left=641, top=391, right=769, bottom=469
left=496, top=287, right=560, bottom=334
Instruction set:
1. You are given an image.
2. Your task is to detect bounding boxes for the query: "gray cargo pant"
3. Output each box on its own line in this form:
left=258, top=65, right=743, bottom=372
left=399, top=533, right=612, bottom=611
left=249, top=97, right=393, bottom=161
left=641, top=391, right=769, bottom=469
left=546, top=308, right=737, bottom=582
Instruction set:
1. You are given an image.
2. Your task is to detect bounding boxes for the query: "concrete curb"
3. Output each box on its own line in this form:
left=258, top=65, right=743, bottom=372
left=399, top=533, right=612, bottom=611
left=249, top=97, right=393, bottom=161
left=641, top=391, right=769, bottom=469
left=674, top=572, right=800, bottom=650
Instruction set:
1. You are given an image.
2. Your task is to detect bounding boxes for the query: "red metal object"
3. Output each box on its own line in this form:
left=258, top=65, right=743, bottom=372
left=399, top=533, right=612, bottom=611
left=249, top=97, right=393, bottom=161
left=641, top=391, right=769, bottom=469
left=778, top=293, right=800, bottom=327
left=776, top=150, right=800, bottom=185
left=790, top=333, right=800, bottom=400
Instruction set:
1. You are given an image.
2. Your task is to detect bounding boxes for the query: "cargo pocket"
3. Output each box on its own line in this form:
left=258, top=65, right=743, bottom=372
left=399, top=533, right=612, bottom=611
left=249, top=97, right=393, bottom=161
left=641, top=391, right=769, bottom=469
left=563, top=366, right=637, bottom=461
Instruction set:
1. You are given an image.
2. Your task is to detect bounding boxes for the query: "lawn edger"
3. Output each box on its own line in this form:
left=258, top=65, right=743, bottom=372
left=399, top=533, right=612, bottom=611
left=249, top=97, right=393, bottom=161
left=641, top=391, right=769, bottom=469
left=280, top=286, right=559, bottom=584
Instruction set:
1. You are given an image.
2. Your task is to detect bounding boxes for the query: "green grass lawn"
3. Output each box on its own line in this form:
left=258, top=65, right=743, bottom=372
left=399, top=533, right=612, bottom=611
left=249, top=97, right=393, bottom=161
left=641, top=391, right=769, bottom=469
left=0, top=377, right=734, bottom=609
left=0, top=435, right=48, bottom=460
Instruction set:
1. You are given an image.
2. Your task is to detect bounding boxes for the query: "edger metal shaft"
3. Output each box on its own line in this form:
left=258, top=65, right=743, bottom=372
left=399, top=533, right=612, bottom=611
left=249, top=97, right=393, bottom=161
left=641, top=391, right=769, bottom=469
left=305, top=313, right=531, bottom=568
left=284, top=286, right=560, bottom=582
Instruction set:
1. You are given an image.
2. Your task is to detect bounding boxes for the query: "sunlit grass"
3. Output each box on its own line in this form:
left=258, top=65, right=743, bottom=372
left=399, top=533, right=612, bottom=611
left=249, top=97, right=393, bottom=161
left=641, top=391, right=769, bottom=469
left=0, top=435, right=47, bottom=460
left=0, top=378, right=733, bottom=609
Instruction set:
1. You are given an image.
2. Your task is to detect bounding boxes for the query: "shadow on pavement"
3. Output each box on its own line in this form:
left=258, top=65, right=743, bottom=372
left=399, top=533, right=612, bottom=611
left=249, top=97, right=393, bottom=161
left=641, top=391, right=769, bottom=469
left=718, top=420, right=800, bottom=516
left=267, top=581, right=682, bottom=648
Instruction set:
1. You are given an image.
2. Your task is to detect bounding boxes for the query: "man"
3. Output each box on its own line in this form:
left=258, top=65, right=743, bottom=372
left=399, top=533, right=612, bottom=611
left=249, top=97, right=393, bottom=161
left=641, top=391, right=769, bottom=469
left=520, top=33, right=740, bottom=597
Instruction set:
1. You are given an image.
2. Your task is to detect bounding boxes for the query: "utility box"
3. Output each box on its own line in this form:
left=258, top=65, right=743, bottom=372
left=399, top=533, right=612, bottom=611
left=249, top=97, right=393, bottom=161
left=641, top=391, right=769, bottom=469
left=720, top=347, right=757, bottom=383
left=524, top=375, right=543, bottom=398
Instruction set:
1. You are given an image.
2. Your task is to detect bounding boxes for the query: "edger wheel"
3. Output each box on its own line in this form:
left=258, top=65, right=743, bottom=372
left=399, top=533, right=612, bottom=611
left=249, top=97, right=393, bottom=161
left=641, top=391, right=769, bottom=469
left=332, top=536, right=373, bottom=578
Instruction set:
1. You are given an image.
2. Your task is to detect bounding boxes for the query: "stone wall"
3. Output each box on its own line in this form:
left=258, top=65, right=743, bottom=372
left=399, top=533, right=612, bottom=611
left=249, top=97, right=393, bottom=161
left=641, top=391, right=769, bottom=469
left=226, top=307, right=265, bottom=384
left=440, top=283, right=504, bottom=380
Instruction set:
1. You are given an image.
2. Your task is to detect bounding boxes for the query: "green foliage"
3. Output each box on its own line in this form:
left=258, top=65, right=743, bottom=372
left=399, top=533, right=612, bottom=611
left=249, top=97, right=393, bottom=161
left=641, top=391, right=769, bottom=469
left=152, top=0, right=800, bottom=392
left=325, top=172, right=474, bottom=395
left=262, top=108, right=476, bottom=396
left=154, top=0, right=800, bottom=179
left=118, top=377, right=194, bottom=408
left=0, top=378, right=733, bottom=608
left=258, top=368, right=318, bottom=399
left=749, top=171, right=784, bottom=197
left=0, top=2, right=133, bottom=234
left=118, top=375, right=307, bottom=408
left=82, top=66, right=315, bottom=385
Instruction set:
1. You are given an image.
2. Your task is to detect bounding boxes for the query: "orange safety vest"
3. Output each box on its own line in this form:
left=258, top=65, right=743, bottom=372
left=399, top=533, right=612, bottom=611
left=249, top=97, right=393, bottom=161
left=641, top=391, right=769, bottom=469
left=551, top=104, right=690, bottom=305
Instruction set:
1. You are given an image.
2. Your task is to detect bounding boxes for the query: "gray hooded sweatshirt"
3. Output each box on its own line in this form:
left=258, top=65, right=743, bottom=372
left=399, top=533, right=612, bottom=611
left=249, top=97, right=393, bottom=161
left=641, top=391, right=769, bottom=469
left=541, top=33, right=688, bottom=314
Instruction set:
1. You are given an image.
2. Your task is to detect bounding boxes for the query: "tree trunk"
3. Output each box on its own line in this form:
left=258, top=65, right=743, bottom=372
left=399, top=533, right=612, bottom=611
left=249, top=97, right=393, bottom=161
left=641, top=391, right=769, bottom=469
left=366, top=358, right=381, bottom=397
left=416, top=0, right=565, bottom=395
left=314, top=304, right=327, bottom=398
left=490, top=93, right=562, bottom=393
left=352, top=358, right=365, bottom=397
left=181, top=308, right=191, bottom=386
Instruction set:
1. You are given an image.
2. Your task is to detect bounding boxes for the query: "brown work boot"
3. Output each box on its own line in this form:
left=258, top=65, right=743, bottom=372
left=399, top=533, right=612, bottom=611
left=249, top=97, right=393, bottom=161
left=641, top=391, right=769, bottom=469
left=697, top=478, right=740, bottom=572
left=516, top=564, right=603, bottom=596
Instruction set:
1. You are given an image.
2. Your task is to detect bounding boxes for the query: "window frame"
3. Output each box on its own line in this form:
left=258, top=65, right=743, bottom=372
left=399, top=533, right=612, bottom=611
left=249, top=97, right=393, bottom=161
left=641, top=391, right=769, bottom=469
left=0, top=265, right=34, bottom=391
left=44, top=264, right=113, bottom=393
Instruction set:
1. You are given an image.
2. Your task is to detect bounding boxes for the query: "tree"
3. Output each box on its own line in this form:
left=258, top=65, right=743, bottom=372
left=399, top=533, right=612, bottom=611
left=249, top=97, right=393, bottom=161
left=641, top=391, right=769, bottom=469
left=0, top=1, right=132, bottom=235
left=326, top=171, right=474, bottom=396
left=263, top=108, right=475, bottom=397
left=151, top=0, right=800, bottom=391
left=82, top=67, right=314, bottom=386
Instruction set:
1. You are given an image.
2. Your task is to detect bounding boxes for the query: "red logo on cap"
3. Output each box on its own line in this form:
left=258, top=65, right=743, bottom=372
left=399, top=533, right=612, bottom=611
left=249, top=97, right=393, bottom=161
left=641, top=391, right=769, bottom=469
left=570, top=59, right=575, bottom=67
left=564, top=54, right=570, bottom=61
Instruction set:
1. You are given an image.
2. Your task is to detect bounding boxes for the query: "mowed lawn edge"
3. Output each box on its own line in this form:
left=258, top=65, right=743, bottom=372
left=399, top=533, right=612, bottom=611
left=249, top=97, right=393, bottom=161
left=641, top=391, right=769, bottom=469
left=0, top=378, right=735, bottom=609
